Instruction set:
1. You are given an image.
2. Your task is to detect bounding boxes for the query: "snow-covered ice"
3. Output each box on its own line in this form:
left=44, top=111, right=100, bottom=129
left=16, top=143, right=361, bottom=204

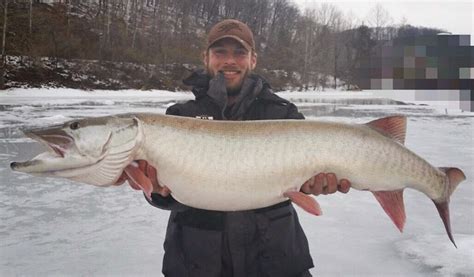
left=0, top=88, right=472, bottom=276
left=396, top=234, right=474, bottom=276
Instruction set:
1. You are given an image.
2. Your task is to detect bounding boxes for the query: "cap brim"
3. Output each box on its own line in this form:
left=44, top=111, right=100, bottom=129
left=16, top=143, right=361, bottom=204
left=208, top=35, right=253, bottom=51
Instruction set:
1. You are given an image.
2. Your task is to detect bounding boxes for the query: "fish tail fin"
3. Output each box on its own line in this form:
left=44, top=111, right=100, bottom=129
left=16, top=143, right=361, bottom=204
left=372, top=190, right=406, bottom=232
left=433, top=167, right=466, bottom=248
left=439, top=167, right=466, bottom=198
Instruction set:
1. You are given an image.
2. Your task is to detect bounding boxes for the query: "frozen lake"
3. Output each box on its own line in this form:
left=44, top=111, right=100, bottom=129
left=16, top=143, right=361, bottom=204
left=1, top=88, right=473, bottom=276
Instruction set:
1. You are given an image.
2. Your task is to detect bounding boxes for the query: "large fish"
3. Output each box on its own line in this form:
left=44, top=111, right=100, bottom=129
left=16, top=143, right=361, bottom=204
left=10, top=114, right=465, bottom=246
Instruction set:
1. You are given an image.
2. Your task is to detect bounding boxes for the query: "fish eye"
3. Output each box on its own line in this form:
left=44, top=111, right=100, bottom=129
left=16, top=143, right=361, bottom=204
left=70, top=121, right=80, bottom=130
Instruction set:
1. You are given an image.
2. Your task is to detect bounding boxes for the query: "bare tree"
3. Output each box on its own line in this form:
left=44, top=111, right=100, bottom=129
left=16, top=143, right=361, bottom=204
left=1, top=0, right=8, bottom=88
left=125, top=0, right=132, bottom=37
left=265, top=0, right=287, bottom=50
left=313, top=4, right=339, bottom=89
left=298, top=9, right=316, bottom=90
left=1, top=0, right=6, bottom=57
left=367, top=3, right=392, bottom=41
left=297, top=4, right=339, bottom=89
left=202, top=0, right=220, bottom=27
left=399, top=16, right=408, bottom=27
left=105, top=0, right=111, bottom=45
left=131, top=0, right=144, bottom=48
left=29, top=0, right=33, bottom=35
left=330, top=12, right=353, bottom=89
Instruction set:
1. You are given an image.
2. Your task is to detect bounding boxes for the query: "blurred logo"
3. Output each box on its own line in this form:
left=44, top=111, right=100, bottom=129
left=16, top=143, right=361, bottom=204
left=196, top=115, right=214, bottom=120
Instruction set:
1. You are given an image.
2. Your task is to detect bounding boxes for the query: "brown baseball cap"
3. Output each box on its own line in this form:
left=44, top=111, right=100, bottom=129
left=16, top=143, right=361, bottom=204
left=207, top=19, right=255, bottom=51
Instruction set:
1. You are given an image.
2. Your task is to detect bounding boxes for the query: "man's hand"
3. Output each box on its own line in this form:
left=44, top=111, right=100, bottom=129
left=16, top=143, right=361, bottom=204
left=114, top=160, right=171, bottom=198
left=301, top=173, right=351, bottom=196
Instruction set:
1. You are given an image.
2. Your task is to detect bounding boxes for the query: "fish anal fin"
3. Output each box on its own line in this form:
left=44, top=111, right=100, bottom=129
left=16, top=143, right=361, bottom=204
left=372, top=190, right=406, bottom=232
left=366, top=116, right=407, bottom=144
left=284, top=191, right=322, bottom=216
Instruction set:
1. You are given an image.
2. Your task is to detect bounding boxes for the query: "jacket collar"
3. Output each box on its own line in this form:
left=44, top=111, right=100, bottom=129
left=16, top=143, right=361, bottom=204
left=183, top=69, right=273, bottom=119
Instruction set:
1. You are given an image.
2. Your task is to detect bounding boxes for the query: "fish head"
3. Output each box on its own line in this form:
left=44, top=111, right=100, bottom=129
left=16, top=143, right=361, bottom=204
left=11, top=115, right=143, bottom=187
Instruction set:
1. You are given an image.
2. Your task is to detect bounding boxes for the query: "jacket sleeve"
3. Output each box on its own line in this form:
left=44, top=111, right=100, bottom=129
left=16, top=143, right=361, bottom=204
left=260, top=86, right=305, bottom=120
left=143, top=104, right=191, bottom=211
left=166, top=103, right=182, bottom=116
left=285, top=102, right=305, bottom=120
left=145, top=192, right=189, bottom=211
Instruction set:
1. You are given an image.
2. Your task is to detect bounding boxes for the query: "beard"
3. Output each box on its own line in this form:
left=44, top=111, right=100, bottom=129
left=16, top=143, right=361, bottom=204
left=226, top=86, right=241, bottom=96
left=207, top=66, right=249, bottom=97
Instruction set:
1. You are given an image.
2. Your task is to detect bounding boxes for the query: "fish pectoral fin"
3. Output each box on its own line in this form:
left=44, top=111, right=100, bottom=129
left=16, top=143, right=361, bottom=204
left=124, top=164, right=153, bottom=200
left=372, top=190, right=406, bottom=232
left=365, top=116, right=407, bottom=144
left=283, top=190, right=322, bottom=216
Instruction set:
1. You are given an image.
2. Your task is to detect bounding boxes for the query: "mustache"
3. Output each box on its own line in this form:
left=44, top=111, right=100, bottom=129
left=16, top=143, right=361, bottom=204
left=218, top=67, right=242, bottom=72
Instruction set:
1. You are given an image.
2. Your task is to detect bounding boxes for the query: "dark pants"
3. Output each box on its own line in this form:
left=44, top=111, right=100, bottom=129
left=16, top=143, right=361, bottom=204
left=162, top=201, right=314, bottom=277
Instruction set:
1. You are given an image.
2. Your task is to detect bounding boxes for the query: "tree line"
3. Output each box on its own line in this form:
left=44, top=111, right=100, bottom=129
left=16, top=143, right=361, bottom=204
left=1, top=0, right=444, bottom=90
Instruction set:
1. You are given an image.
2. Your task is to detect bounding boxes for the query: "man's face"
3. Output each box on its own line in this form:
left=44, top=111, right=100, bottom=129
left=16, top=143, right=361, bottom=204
left=204, top=38, right=257, bottom=94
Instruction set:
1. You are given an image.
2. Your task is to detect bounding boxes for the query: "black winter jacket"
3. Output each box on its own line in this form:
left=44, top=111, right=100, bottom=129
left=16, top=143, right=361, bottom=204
left=147, top=71, right=313, bottom=277
left=169, top=70, right=304, bottom=121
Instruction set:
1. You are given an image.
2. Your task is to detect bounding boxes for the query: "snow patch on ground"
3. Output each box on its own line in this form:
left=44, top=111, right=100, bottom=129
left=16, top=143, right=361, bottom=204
left=396, top=234, right=474, bottom=276
left=0, top=87, right=193, bottom=103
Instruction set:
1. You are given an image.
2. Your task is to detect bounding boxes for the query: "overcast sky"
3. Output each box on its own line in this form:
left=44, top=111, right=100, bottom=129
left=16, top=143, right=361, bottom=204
left=293, top=0, right=473, bottom=40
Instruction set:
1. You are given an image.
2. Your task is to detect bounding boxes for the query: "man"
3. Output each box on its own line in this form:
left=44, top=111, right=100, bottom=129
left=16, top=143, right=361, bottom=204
left=120, top=19, right=350, bottom=277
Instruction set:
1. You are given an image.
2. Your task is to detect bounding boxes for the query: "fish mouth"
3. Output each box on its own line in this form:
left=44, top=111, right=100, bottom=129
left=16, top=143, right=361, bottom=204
left=24, top=128, right=73, bottom=158
left=10, top=126, right=103, bottom=174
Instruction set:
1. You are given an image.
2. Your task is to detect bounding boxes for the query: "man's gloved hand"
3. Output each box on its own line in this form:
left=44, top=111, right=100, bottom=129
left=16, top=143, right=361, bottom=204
left=114, top=160, right=171, bottom=197
left=301, top=173, right=351, bottom=196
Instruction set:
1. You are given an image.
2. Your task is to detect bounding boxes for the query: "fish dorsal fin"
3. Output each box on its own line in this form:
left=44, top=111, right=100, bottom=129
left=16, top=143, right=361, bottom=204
left=366, top=116, right=407, bottom=144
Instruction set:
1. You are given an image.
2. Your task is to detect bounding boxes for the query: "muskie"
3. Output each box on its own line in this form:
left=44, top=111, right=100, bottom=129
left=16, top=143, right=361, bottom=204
left=11, top=114, right=465, bottom=246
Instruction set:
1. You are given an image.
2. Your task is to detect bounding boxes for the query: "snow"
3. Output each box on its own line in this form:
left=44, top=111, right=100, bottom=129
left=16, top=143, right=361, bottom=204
left=0, top=88, right=473, bottom=276
left=396, top=234, right=474, bottom=276
left=0, top=87, right=193, bottom=104
left=278, top=89, right=471, bottom=114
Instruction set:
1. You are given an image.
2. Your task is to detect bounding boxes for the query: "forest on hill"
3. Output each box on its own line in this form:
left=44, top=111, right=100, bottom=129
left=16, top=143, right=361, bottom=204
left=0, top=0, right=444, bottom=90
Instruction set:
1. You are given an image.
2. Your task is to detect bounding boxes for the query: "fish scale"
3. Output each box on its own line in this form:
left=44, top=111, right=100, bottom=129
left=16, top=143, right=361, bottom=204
left=138, top=116, right=435, bottom=208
